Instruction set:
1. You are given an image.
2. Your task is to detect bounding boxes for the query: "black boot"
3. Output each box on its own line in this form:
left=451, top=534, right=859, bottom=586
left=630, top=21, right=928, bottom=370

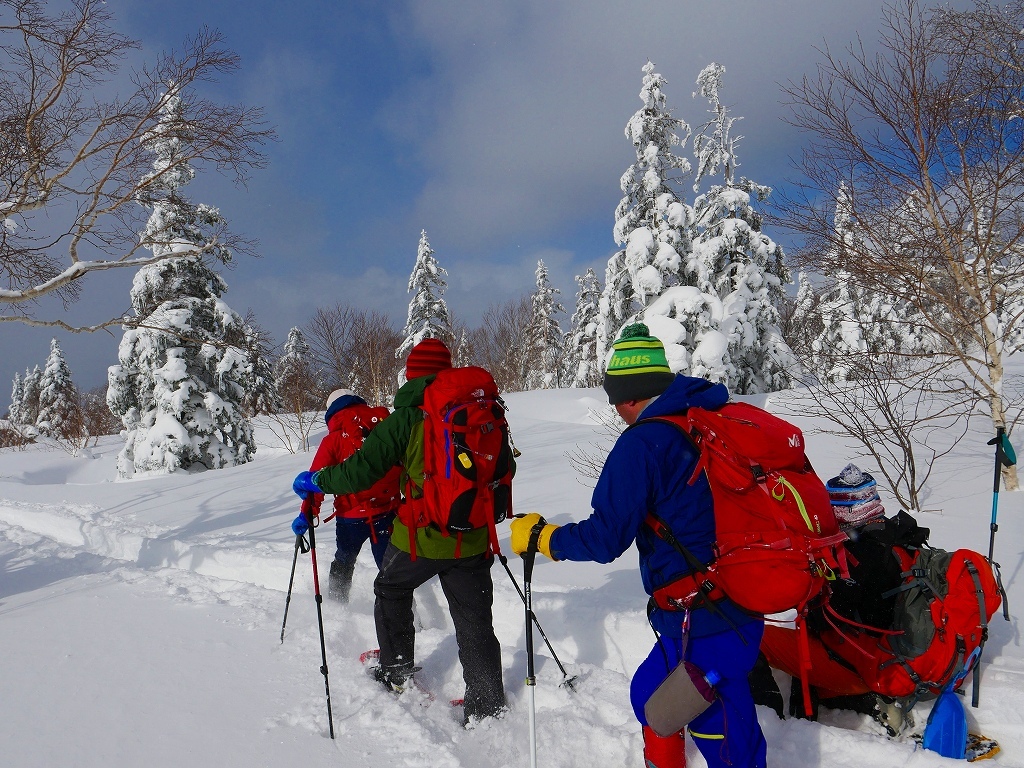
left=749, top=652, right=785, bottom=719
left=370, top=661, right=418, bottom=693
left=328, top=559, right=354, bottom=603
left=789, top=677, right=819, bottom=720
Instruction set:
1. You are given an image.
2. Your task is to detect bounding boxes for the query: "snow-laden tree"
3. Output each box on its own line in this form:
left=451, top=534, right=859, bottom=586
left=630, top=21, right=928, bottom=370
left=812, top=270, right=905, bottom=382
left=778, top=0, right=1024, bottom=489
left=267, top=326, right=322, bottom=453
left=785, top=271, right=824, bottom=363
left=274, top=327, right=320, bottom=411
left=8, top=372, right=24, bottom=425
left=451, top=325, right=472, bottom=368
left=526, top=260, right=565, bottom=389
left=787, top=188, right=971, bottom=511
left=645, top=63, right=793, bottom=394
left=806, top=186, right=936, bottom=381
left=241, top=315, right=279, bottom=416
left=0, top=2, right=271, bottom=332
left=564, top=268, right=604, bottom=388
left=20, top=365, right=42, bottom=427
left=36, top=338, right=80, bottom=439
left=396, top=230, right=453, bottom=361
left=597, top=61, right=695, bottom=361
left=107, top=89, right=255, bottom=477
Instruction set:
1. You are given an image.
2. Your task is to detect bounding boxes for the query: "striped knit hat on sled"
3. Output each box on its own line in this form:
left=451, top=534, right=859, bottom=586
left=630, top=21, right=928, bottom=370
left=826, top=463, right=885, bottom=528
left=603, top=323, right=676, bottom=405
left=405, top=338, right=452, bottom=380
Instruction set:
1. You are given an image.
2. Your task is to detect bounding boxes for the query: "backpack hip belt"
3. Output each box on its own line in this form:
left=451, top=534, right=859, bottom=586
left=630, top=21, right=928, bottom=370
left=651, top=569, right=727, bottom=612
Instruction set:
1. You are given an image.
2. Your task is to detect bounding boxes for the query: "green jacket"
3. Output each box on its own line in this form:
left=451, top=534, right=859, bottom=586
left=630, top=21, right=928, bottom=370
left=313, top=374, right=511, bottom=559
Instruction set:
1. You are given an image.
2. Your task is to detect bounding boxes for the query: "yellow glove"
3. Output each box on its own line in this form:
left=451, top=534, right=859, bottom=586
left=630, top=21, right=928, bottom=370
left=510, top=512, right=559, bottom=560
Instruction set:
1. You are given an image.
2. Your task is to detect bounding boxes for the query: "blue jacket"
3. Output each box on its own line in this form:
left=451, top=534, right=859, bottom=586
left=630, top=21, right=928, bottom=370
left=549, top=375, right=755, bottom=638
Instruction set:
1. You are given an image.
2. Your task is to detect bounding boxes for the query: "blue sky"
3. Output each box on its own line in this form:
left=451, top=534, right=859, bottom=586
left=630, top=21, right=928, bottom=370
left=2, top=0, right=944, bottom=391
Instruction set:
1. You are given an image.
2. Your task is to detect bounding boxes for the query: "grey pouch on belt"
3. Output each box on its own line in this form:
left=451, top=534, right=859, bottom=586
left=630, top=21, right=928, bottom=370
left=644, top=660, right=719, bottom=737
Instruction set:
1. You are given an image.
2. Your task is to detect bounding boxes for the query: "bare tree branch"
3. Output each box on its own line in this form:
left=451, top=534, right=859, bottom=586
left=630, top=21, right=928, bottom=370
left=772, top=0, right=1024, bottom=487
left=0, top=0, right=274, bottom=322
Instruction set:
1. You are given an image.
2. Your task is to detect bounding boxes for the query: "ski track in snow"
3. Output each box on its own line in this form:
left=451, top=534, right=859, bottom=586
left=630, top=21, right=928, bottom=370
left=3, top=389, right=1024, bottom=767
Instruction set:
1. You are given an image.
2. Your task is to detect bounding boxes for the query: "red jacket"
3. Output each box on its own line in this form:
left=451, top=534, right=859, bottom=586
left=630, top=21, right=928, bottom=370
left=309, top=402, right=401, bottom=520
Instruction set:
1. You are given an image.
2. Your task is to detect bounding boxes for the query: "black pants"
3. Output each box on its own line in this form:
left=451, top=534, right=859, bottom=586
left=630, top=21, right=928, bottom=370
left=374, top=543, right=506, bottom=719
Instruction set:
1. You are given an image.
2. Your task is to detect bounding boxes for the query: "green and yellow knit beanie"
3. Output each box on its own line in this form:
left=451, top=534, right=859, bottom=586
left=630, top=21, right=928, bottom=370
left=602, top=322, right=676, bottom=405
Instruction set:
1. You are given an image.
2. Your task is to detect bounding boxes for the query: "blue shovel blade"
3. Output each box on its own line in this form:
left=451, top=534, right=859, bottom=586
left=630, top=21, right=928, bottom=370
left=923, top=689, right=968, bottom=760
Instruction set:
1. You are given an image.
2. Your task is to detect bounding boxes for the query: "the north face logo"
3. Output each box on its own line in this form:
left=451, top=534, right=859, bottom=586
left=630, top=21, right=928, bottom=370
left=788, top=434, right=801, bottom=448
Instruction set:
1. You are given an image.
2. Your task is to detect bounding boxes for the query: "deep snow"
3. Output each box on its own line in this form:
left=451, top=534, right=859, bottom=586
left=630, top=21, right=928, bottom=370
left=2, top=387, right=1023, bottom=767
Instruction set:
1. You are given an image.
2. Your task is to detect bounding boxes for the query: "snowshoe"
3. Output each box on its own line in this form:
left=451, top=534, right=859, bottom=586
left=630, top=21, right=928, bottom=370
left=967, top=734, right=1000, bottom=762
left=360, top=649, right=428, bottom=698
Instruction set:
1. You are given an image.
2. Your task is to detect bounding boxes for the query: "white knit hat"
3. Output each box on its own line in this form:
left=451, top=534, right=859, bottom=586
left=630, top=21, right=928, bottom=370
left=325, top=389, right=356, bottom=410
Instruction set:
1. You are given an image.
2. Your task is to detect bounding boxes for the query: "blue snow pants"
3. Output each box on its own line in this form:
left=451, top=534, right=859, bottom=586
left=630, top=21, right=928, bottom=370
left=630, top=620, right=767, bottom=768
left=335, top=513, right=394, bottom=568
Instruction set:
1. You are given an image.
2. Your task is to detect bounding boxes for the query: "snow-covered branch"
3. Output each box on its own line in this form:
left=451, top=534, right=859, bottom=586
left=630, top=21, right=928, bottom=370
left=0, top=0, right=273, bottom=326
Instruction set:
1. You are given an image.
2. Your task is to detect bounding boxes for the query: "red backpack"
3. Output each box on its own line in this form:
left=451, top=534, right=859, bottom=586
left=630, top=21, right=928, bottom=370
left=640, top=402, right=849, bottom=713
left=398, top=366, right=513, bottom=558
left=861, top=546, right=1002, bottom=699
left=329, top=405, right=402, bottom=519
left=643, top=402, right=848, bottom=614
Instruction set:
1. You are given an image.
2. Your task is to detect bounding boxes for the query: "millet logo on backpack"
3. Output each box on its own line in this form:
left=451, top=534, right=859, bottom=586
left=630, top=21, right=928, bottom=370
left=788, top=434, right=801, bottom=448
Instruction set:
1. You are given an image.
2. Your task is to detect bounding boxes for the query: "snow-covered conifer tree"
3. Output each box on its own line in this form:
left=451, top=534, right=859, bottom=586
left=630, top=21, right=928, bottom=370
left=396, top=230, right=453, bottom=361
left=107, top=88, right=255, bottom=477
left=36, top=338, right=80, bottom=439
left=240, top=318, right=279, bottom=416
left=21, top=366, right=42, bottom=427
left=646, top=63, right=792, bottom=393
left=451, top=326, right=472, bottom=368
left=274, top=327, right=320, bottom=412
left=526, top=260, right=565, bottom=389
left=785, top=271, right=824, bottom=363
left=810, top=185, right=910, bottom=381
left=8, top=372, right=23, bottom=425
left=597, top=61, right=695, bottom=362
left=564, top=269, right=603, bottom=387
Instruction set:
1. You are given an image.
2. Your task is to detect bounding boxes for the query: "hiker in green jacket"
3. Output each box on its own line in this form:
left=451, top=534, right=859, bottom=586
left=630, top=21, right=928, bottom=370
left=292, top=338, right=511, bottom=723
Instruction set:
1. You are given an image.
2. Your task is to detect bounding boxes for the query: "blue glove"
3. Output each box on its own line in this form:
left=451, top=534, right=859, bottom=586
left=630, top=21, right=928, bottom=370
left=291, top=514, right=309, bottom=536
left=292, top=470, right=322, bottom=498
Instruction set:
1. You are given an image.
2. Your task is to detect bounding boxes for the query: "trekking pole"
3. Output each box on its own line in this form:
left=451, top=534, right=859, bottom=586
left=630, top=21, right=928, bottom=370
left=974, top=428, right=1016, bottom=708
left=302, top=495, right=335, bottom=739
left=523, top=518, right=545, bottom=768
left=985, top=428, right=1015, bottom=565
left=281, top=532, right=310, bottom=643
left=497, top=553, right=578, bottom=691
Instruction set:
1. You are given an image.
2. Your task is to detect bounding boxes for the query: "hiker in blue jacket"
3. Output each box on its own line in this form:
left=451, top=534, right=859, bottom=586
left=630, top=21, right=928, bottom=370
left=511, top=323, right=767, bottom=768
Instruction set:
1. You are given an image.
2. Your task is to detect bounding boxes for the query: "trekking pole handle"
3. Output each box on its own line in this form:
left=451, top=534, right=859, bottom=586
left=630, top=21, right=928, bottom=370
left=523, top=516, right=546, bottom=583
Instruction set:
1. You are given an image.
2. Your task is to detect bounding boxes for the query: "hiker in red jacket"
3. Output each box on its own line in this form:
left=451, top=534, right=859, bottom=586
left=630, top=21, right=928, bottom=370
left=307, top=389, right=401, bottom=603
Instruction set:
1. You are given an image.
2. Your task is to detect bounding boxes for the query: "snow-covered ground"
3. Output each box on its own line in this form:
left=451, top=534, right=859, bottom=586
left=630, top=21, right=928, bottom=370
left=2, top=387, right=1023, bottom=767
